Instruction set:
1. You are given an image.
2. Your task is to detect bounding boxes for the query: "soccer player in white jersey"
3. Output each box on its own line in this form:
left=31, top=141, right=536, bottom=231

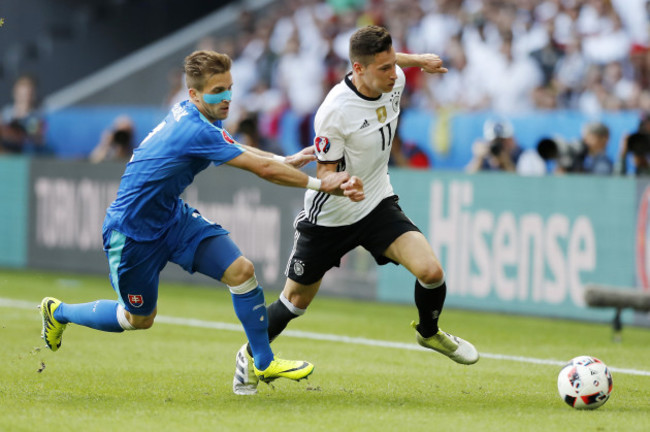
left=233, top=26, right=479, bottom=395
left=39, top=50, right=364, bottom=388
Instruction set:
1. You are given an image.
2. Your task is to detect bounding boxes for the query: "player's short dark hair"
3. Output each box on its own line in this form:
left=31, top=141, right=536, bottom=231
left=184, top=50, right=232, bottom=91
left=349, top=25, right=393, bottom=67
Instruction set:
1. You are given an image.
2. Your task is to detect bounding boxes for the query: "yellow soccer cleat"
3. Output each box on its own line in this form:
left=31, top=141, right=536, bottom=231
left=253, top=357, right=314, bottom=383
left=411, top=321, right=479, bottom=365
left=40, top=297, right=67, bottom=351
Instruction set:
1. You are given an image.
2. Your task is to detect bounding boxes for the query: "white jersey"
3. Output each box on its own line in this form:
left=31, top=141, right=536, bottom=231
left=302, top=66, right=406, bottom=226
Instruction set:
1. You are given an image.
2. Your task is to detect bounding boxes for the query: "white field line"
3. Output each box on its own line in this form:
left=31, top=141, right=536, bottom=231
left=4, top=297, right=649, bottom=377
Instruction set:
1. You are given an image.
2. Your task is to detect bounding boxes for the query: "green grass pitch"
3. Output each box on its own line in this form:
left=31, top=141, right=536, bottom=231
left=1, top=269, right=649, bottom=432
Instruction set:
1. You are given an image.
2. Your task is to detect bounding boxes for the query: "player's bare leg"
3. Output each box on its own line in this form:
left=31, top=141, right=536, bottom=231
left=281, top=279, right=321, bottom=310
left=123, top=307, right=157, bottom=329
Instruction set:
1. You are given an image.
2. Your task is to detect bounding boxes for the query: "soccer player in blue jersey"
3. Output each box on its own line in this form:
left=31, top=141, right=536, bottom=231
left=40, top=50, right=364, bottom=386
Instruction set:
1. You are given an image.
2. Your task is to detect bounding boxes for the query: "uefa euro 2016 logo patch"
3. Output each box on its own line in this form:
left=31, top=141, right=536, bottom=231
left=314, top=136, right=330, bottom=154
left=128, top=294, right=144, bottom=308
left=221, top=129, right=235, bottom=144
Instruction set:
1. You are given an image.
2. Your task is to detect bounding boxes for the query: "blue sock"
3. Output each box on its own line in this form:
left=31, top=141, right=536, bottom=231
left=54, top=300, right=124, bottom=333
left=231, top=287, right=273, bottom=370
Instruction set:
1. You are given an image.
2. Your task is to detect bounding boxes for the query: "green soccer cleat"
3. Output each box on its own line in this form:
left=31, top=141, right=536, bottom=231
left=253, top=357, right=314, bottom=384
left=411, top=321, right=479, bottom=365
left=233, top=344, right=260, bottom=395
left=40, top=297, right=67, bottom=351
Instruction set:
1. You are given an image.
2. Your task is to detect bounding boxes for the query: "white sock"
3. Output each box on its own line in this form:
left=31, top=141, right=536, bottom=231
left=279, top=292, right=306, bottom=316
left=117, top=305, right=136, bottom=330
left=418, top=274, right=445, bottom=289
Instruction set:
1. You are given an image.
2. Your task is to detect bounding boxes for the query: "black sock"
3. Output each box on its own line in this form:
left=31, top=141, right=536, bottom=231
left=414, top=279, right=446, bottom=338
left=246, top=298, right=299, bottom=357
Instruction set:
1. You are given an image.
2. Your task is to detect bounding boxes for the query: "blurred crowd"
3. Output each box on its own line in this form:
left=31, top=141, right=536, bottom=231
left=204, top=0, right=650, bottom=120
left=4, top=0, right=650, bottom=175
left=183, top=0, right=650, bottom=173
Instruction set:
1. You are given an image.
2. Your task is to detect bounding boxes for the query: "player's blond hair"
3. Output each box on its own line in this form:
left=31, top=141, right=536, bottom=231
left=184, top=50, right=232, bottom=91
left=349, top=25, right=393, bottom=67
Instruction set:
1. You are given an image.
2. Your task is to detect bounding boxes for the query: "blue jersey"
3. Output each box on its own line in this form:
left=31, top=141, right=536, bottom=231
left=103, top=100, right=244, bottom=241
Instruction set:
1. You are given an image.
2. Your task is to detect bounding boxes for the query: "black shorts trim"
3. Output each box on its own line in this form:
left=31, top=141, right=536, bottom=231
left=285, top=195, right=420, bottom=284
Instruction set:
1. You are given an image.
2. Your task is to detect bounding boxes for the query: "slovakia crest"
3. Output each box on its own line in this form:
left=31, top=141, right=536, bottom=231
left=314, top=136, right=330, bottom=154
left=128, top=294, right=144, bottom=308
left=221, top=129, right=235, bottom=144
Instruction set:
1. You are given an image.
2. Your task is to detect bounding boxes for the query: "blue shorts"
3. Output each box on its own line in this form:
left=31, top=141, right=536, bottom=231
left=103, top=203, right=242, bottom=316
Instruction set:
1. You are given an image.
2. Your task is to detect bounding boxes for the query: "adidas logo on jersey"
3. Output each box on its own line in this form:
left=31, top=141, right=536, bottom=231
left=359, top=119, right=370, bottom=129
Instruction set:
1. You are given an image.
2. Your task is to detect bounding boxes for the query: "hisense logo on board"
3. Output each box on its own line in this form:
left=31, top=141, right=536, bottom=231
left=428, top=180, right=596, bottom=307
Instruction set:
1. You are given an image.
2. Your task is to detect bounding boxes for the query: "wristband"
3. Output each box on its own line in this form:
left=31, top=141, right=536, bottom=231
left=306, top=176, right=322, bottom=191
left=272, top=155, right=286, bottom=163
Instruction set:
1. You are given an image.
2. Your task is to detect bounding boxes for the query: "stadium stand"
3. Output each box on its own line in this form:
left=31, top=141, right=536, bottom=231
left=3, top=0, right=650, bottom=171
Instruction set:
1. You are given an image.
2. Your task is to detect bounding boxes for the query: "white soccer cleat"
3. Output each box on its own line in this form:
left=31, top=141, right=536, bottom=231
left=411, top=321, right=479, bottom=365
left=232, top=344, right=259, bottom=395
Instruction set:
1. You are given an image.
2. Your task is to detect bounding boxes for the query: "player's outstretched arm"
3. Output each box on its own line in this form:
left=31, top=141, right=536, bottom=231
left=284, top=146, right=317, bottom=168
left=396, top=53, right=448, bottom=74
left=225, top=151, right=362, bottom=201
left=236, top=143, right=316, bottom=169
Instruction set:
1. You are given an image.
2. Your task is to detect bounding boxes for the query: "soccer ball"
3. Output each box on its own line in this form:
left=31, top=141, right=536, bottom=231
left=557, top=356, right=613, bottom=410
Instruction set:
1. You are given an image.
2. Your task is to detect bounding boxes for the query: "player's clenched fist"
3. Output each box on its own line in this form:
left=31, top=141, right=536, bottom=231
left=319, top=172, right=365, bottom=202
left=341, top=176, right=364, bottom=202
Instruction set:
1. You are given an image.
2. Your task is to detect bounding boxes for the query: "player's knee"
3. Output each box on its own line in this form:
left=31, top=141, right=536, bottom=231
left=225, top=256, right=256, bottom=286
left=127, top=310, right=157, bottom=329
left=417, top=265, right=445, bottom=286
